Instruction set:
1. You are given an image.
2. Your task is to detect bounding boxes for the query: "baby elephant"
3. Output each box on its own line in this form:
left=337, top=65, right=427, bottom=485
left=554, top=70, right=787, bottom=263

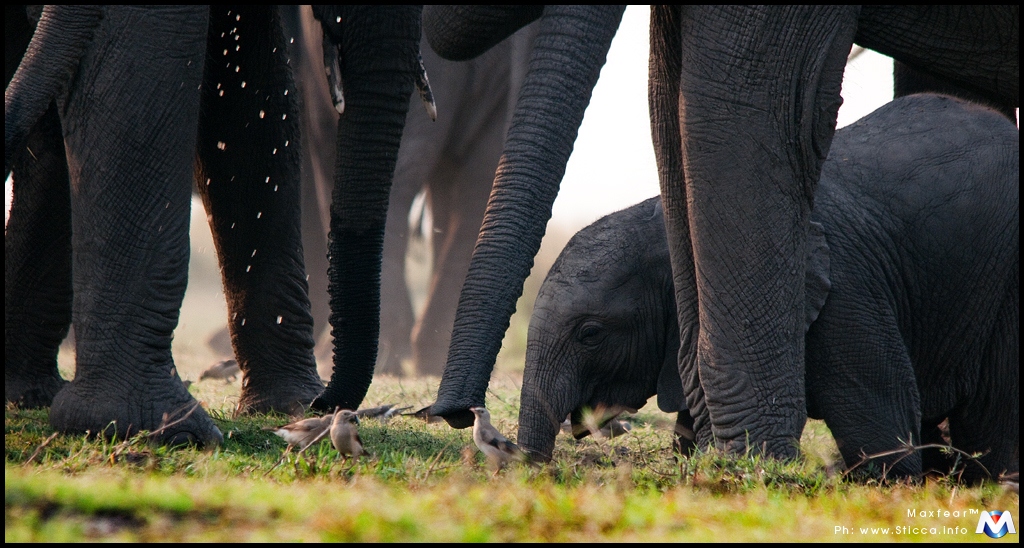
left=518, top=94, right=1018, bottom=482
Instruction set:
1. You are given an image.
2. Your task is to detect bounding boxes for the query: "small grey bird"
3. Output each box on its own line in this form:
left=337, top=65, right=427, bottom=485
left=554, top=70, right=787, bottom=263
left=330, top=409, right=365, bottom=459
left=263, top=412, right=334, bottom=451
left=199, top=359, right=241, bottom=383
left=470, top=406, right=526, bottom=474
left=356, top=404, right=412, bottom=423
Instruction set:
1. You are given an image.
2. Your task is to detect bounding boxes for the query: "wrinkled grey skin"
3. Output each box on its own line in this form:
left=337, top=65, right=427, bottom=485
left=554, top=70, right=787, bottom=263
left=5, top=6, right=423, bottom=442
left=420, top=6, right=1018, bottom=457
left=520, top=95, right=1019, bottom=482
left=282, top=6, right=536, bottom=376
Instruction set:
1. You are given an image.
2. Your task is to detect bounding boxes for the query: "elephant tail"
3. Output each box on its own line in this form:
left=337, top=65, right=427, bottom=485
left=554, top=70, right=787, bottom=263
left=5, top=5, right=101, bottom=172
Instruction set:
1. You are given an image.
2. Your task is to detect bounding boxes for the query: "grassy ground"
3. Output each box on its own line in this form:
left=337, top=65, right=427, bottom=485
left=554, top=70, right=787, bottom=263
left=5, top=367, right=1018, bottom=542
left=6, top=204, right=1018, bottom=541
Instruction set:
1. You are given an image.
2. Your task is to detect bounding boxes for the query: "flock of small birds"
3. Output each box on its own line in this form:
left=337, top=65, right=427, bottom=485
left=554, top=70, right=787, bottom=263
left=193, top=360, right=633, bottom=473
left=259, top=402, right=596, bottom=474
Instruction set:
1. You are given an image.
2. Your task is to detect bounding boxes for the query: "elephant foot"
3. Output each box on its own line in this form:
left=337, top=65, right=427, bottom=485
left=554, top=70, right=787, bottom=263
left=5, top=366, right=68, bottom=409
left=235, top=368, right=324, bottom=417
left=49, top=374, right=223, bottom=447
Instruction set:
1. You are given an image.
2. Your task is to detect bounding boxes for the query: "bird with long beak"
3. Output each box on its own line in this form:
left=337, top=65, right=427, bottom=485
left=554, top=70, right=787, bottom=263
left=330, top=409, right=365, bottom=460
left=470, top=406, right=528, bottom=475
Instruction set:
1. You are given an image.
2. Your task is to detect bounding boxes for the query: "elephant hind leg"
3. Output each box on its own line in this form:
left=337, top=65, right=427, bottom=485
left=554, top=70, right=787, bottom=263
left=946, top=283, right=1018, bottom=484
left=806, top=307, right=922, bottom=480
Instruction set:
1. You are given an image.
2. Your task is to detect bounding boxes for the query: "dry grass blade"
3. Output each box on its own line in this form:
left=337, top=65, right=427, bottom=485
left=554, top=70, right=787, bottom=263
left=23, top=432, right=59, bottom=466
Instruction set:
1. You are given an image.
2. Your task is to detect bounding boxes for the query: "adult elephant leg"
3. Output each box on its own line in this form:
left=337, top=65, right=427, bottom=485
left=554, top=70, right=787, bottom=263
left=4, top=6, right=71, bottom=407
left=428, top=5, right=625, bottom=427
left=196, top=6, right=324, bottom=416
left=4, top=105, right=71, bottom=407
left=48, top=6, right=221, bottom=445
left=311, top=6, right=423, bottom=411
left=673, top=6, right=858, bottom=457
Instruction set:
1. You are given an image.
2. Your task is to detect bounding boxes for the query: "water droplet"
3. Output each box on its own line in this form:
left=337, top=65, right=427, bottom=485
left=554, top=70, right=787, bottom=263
left=289, top=37, right=294, bottom=44
left=223, top=49, right=228, bottom=56
left=165, top=202, right=170, bottom=209
left=276, top=316, right=283, bottom=324
left=216, top=83, right=222, bottom=90
left=246, top=265, right=251, bottom=272
left=234, top=35, right=240, bottom=41
left=336, top=16, right=341, bottom=23
left=241, top=318, right=246, bottom=326
left=219, top=90, right=224, bottom=97
left=231, top=222, right=236, bottom=229
left=235, top=45, right=240, bottom=52
left=284, top=89, right=288, bottom=96
left=232, top=312, right=238, bottom=320
left=265, top=177, right=270, bottom=183
left=230, top=176, right=235, bottom=181
left=221, top=32, right=225, bottom=38
left=259, top=110, right=265, bottom=119
left=273, top=185, right=278, bottom=192
left=235, top=66, right=240, bottom=73
left=281, top=114, right=287, bottom=120
left=272, top=47, right=277, bottom=53
left=236, top=14, right=240, bottom=21
left=217, top=141, right=226, bottom=150
left=241, top=81, right=247, bottom=88
left=284, top=140, right=289, bottom=146
left=251, top=250, right=257, bottom=257
left=272, top=148, right=277, bottom=154
left=257, top=212, right=262, bottom=219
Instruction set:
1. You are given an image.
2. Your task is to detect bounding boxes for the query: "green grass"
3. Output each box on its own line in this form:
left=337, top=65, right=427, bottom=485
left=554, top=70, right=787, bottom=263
left=5, top=370, right=1018, bottom=542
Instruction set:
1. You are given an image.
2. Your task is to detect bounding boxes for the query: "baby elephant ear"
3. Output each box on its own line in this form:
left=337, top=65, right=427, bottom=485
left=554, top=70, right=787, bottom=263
left=804, top=220, right=832, bottom=333
left=656, top=322, right=686, bottom=413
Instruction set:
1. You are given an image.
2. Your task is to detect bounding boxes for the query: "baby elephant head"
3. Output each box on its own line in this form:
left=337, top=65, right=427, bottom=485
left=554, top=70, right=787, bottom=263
left=518, top=198, right=686, bottom=462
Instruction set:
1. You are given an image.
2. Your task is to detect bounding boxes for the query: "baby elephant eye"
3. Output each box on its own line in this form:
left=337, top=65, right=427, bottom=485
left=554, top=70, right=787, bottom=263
left=575, top=321, right=604, bottom=345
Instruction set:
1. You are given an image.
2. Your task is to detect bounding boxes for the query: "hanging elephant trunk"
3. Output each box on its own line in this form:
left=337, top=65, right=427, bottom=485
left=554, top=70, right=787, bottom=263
left=5, top=5, right=101, bottom=172
left=426, top=5, right=627, bottom=429
left=311, top=6, right=424, bottom=412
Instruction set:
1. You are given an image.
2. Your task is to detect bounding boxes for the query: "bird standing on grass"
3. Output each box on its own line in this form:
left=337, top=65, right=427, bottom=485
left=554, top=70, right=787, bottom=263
left=470, top=406, right=527, bottom=474
left=330, top=409, right=365, bottom=460
left=263, top=412, right=334, bottom=451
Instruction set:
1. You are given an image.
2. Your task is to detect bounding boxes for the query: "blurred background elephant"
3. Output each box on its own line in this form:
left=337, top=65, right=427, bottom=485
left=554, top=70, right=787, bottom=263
left=280, top=6, right=537, bottom=378
left=519, top=94, right=1018, bottom=482
left=5, top=6, right=425, bottom=442
left=419, top=6, right=1018, bottom=459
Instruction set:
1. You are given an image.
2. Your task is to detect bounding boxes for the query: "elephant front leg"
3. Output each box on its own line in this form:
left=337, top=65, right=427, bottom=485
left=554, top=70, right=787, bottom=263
left=48, top=6, right=222, bottom=446
left=671, top=6, right=858, bottom=458
left=5, top=105, right=72, bottom=408
left=196, top=6, right=324, bottom=416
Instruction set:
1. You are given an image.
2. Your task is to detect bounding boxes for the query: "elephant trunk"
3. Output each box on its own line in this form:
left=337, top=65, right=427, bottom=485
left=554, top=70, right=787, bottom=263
left=518, top=309, right=585, bottom=463
left=5, top=5, right=101, bottom=172
left=423, top=6, right=543, bottom=62
left=312, top=7, right=423, bottom=411
left=431, top=5, right=626, bottom=428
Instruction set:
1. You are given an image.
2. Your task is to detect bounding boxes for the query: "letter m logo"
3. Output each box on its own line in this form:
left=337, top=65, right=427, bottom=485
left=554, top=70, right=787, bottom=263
left=977, top=511, right=1017, bottom=539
